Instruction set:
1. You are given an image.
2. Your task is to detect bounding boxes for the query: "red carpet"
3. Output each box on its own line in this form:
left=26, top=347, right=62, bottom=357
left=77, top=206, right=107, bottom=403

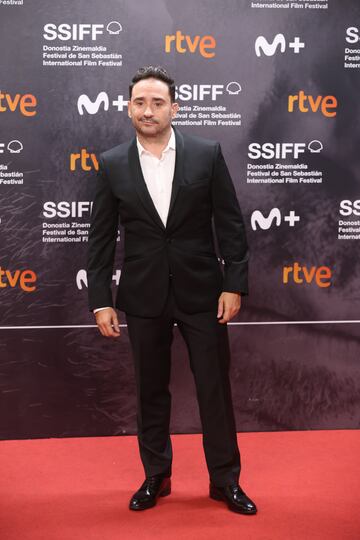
left=0, top=430, right=359, bottom=540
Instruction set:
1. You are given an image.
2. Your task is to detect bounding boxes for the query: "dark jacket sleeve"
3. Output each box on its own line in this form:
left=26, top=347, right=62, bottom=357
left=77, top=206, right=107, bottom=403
left=86, top=155, right=119, bottom=311
left=211, top=142, right=249, bottom=295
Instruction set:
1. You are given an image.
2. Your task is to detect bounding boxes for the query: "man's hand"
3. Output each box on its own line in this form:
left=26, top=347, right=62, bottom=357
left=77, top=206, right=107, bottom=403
left=217, top=292, right=241, bottom=323
left=95, top=307, right=121, bottom=337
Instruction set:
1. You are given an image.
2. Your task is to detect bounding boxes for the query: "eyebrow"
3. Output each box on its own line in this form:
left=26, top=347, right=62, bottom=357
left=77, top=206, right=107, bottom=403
left=133, top=96, right=166, bottom=102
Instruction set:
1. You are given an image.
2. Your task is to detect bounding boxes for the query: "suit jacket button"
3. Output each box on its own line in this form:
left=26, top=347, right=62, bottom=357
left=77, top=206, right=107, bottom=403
left=166, top=238, right=173, bottom=243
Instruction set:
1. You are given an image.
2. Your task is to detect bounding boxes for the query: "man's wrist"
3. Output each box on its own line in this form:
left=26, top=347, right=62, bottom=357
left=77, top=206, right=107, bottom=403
left=93, top=306, right=112, bottom=314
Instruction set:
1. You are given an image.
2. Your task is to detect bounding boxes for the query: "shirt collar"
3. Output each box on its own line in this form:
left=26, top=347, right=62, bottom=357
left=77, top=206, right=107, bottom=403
left=136, top=126, right=176, bottom=156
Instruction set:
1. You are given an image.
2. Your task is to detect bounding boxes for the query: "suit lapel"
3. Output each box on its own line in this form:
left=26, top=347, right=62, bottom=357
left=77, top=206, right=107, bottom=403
left=167, top=126, right=184, bottom=226
left=128, top=136, right=166, bottom=231
left=127, top=126, right=185, bottom=231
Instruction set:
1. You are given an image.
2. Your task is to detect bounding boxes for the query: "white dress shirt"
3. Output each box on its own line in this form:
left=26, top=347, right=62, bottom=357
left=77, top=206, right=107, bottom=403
left=93, top=127, right=176, bottom=314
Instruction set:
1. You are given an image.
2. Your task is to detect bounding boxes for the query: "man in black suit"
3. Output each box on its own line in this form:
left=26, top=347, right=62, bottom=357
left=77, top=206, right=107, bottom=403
left=87, top=66, right=257, bottom=515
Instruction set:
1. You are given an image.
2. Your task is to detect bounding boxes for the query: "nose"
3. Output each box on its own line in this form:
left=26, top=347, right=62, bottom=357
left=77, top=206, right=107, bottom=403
left=144, top=104, right=153, bottom=117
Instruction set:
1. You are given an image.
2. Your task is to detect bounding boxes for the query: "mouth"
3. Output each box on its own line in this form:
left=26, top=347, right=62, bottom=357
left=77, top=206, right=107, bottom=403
left=141, top=120, right=157, bottom=125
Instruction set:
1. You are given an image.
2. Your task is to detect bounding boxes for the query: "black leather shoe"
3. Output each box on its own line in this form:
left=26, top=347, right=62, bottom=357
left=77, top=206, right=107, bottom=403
left=209, top=482, right=257, bottom=514
left=129, top=475, right=171, bottom=511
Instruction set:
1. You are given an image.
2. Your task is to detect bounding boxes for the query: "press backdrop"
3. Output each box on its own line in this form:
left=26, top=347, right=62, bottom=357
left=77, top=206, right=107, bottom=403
left=1, top=0, right=359, bottom=439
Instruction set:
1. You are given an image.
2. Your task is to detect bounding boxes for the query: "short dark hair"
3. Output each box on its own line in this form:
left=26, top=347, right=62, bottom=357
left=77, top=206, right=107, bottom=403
left=129, top=66, right=176, bottom=102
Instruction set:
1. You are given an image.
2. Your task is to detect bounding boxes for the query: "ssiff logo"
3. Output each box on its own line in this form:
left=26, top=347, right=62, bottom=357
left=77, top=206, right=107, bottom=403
left=176, top=82, right=241, bottom=101
left=0, top=140, right=24, bottom=154
left=43, top=22, right=122, bottom=41
left=43, top=201, right=92, bottom=218
left=339, top=200, right=360, bottom=216
left=248, top=141, right=323, bottom=160
left=346, top=27, right=360, bottom=43
left=165, top=31, right=216, bottom=58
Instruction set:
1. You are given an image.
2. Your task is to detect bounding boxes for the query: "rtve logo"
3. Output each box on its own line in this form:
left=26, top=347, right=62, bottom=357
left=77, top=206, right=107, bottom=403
left=165, top=31, right=216, bottom=58
left=339, top=200, right=360, bottom=216
left=70, top=149, right=99, bottom=171
left=77, top=92, right=127, bottom=115
left=43, top=22, right=122, bottom=41
left=0, top=91, right=37, bottom=116
left=288, top=91, right=337, bottom=118
left=255, top=33, right=305, bottom=57
left=346, top=27, right=360, bottom=43
left=0, top=267, right=37, bottom=292
left=251, top=208, right=300, bottom=230
left=283, top=263, right=332, bottom=288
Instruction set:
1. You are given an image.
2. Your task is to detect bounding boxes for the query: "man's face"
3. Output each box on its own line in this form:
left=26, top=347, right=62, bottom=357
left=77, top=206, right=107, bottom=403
left=128, top=77, right=179, bottom=138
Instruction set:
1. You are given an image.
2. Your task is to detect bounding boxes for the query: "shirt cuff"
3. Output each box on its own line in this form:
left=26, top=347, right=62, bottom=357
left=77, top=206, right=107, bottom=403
left=93, top=307, right=111, bottom=314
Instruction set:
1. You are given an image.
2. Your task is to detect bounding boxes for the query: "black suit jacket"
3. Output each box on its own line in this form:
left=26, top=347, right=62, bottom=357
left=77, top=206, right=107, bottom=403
left=86, top=126, right=249, bottom=317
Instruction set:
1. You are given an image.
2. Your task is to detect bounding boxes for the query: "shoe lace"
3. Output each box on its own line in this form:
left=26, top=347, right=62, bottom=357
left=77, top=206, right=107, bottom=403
left=142, top=475, right=163, bottom=489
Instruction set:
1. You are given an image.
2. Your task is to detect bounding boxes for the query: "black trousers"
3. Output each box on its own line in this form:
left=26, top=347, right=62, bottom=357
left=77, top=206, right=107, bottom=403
left=125, top=276, right=241, bottom=487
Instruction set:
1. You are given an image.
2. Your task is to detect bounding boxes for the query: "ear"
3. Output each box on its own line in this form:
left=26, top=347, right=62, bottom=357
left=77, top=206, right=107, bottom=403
left=127, top=101, right=132, bottom=118
left=171, top=102, right=179, bottom=118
